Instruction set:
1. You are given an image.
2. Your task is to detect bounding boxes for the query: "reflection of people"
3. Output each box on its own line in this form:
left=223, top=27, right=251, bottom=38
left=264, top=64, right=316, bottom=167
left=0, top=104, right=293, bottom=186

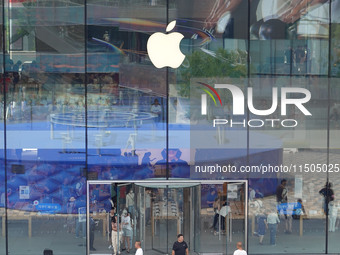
left=66, top=197, right=76, bottom=234
left=276, top=179, right=288, bottom=204
left=172, top=234, right=189, bottom=255
left=233, top=242, right=247, bottom=255
left=203, top=0, right=330, bottom=40
left=276, top=179, right=291, bottom=233
left=170, top=149, right=189, bottom=178
left=141, top=152, right=154, bottom=168
left=135, top=241, right=143, bottom=255
left=207, top=189, right=217, bottom=208
left=330, top=103, right=340, bottom=127
left=255, top=189, right=264, bottom=199
left=267, top=208, right=280, bottom=246
left=249, top=187, right=256, bottom=201
left=292, top=199, right=306, bottom=220
left=292, top=198, right=306, bottom=220
left=319, top=182, right=334, bottom=215
left=257, top=210, right=267, bottom=245
left=75, top=196, right=86, bottom=238
left=151, top=99, right=162, bottom=122
left=328, top=201, right=338, bottom=232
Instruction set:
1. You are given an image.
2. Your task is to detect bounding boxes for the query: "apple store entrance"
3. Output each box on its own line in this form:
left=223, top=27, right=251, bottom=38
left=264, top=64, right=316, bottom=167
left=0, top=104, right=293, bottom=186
left=86, top=180, right=248, bottom=255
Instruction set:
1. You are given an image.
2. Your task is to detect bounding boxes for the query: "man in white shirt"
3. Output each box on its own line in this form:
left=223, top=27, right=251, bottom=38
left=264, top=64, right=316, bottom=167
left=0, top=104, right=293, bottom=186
left=233, top=242, right=247, bottom=255
left=135, top=241, right=143, bottom=255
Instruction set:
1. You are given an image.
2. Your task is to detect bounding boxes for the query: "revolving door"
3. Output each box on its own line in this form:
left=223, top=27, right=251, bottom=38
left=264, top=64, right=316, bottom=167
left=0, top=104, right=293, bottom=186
left=87, top=180, right=247, bottom=255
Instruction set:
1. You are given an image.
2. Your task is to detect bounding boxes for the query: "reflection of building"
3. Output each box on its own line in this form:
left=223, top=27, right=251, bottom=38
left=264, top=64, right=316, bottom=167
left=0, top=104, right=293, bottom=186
left=1, top=1, right=340, bottom=255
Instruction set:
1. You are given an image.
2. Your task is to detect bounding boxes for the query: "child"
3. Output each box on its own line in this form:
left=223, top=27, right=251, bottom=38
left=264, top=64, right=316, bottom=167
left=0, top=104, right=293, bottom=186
left=257, top=209, right=267, bottom=244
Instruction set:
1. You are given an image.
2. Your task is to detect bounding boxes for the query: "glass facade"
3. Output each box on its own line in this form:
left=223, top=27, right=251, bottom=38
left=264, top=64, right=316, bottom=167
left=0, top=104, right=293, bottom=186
left=0, top=0, right=340, bottom=254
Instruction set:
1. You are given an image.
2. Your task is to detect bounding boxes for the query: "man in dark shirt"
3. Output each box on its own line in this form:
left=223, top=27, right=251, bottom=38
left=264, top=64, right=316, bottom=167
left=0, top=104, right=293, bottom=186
left=276, top=179, right=287, bottom=203
left=172, top=234, right=189, bottom=255
left=276, top=179, right=291, bottom=233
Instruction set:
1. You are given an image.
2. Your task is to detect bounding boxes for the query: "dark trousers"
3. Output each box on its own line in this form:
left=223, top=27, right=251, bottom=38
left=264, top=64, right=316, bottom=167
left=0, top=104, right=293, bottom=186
left=213, top=214, right=225, bottom=231
left=90, top=230, right=95, bottom=249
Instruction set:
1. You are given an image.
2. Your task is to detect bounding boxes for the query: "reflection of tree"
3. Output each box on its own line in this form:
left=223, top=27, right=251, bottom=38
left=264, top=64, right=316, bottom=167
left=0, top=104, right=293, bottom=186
left=178, top=48, right=247, bottom=97
left=331, top=24, right=340, bottom=77
left=9, top=2, right=37, bottom=48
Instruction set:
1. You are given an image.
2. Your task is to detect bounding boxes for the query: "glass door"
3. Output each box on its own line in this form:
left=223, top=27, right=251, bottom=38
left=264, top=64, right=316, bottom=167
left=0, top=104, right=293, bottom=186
left=116, top=183, right=135, bottom=255
left=149, top=185, right=168, bottom=254
left=197, top=182, right=247, bottom=255
left=87, top=183, right=115, bottom=255
left=135, top=182, right=200, bottom=255
left=87, top=180, right=247, bottom=255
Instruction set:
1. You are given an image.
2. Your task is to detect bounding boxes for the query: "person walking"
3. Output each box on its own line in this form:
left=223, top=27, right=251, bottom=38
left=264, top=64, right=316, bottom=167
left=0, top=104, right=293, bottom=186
left=172, top=234, right=189, bottom=255
left=233, top=242, right=247, bottom=255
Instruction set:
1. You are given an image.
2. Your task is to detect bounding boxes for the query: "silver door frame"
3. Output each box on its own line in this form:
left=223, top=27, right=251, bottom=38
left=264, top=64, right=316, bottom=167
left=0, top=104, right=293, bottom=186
left=86, top=179, right=248, bottom=255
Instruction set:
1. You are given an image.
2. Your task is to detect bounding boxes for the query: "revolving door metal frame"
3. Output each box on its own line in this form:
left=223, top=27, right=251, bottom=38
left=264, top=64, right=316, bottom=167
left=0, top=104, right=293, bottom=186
left=86, top=180, right=248, bottom=255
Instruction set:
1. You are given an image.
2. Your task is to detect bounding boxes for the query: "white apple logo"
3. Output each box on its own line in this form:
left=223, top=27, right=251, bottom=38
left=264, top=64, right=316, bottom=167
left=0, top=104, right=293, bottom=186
left=147, top=20, right=185, bottom=69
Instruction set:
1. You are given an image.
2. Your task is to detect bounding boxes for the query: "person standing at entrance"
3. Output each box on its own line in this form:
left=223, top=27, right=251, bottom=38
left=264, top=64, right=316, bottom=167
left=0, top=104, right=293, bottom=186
left=122, top=209, right=133, bottom=253
left=112, top=216, right=121, bottom=255
left=126, top=189, right=135, bottom=218
left=172, top=234, right=189, bottom=255
left=108, top=208, right=115, bottom=249
left=135, top=241, right=143, bottom=255
left=233, top=242, right=247, bottom=255
left=89, top=216, right=97, bottom=251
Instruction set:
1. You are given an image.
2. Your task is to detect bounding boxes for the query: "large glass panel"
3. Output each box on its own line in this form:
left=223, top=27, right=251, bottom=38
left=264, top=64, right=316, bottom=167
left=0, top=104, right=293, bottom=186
left=199, top=183, right=246, bottom=255
left=170, top=0, right=248, bottom=180
left=329, top=8, right=340, bottom=254
left=86, top=0, right=167, bottom=181
left=87, top=183, right=115, bottom=254
left=249, top=0, right=329, bottom=253
left=328, top=77, right=340, bottom=252
left=0, top=0, right=4, bottom=253
left=5, top=0, right=86, bottom=254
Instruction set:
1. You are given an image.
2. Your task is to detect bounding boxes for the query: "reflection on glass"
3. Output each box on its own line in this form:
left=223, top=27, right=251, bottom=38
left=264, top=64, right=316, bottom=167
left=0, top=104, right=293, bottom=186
left=86, top=1, right=167, bottom=180
left=329, top=77, right=340, bottom=252
left=250, top=0, right=329, bottom=76
left=0, top=0, right=338, bottom=254
left=0, top=0, right=4, bottom=253
left=6, top=0, right=86, bottom=254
